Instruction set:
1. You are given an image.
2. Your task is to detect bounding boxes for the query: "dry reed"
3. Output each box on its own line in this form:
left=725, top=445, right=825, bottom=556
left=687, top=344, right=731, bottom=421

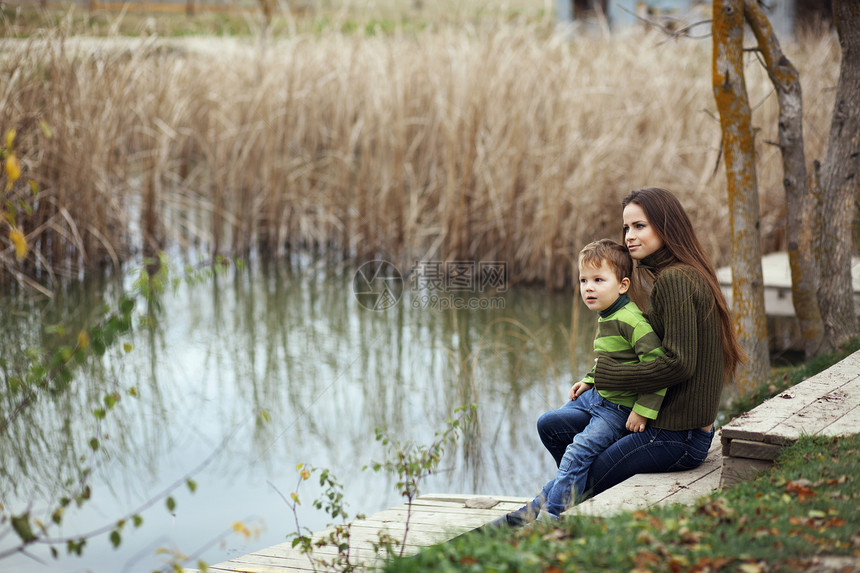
left=0, top=22, right=840, bottom=290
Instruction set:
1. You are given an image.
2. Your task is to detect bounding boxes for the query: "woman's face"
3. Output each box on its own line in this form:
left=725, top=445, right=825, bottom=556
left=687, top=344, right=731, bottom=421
left=623, top=202, right=664, bottom=260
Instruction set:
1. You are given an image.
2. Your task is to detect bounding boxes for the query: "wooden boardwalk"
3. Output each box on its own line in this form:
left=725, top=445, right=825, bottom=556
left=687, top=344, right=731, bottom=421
left=720, top=348, right=860, bottom=487
left=190, top=443, right=724, bottom=573
left=186, top=494, right=531, bottom=573
left=188, top=349, right=859, bottom=573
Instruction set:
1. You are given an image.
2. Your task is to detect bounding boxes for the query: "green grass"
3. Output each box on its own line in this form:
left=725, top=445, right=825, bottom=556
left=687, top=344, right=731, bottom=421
left=383, top=433, right=860, bottom=572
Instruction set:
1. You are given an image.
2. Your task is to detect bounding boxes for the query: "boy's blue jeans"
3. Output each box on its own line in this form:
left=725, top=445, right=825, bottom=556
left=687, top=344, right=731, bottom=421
left=533, top=388, right=631, bottom=516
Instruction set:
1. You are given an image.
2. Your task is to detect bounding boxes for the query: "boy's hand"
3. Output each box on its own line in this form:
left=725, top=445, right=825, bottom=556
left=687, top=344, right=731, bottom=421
left=569, top=382, right=592, bottom=401
left=626, top=411, right=649, bottom=433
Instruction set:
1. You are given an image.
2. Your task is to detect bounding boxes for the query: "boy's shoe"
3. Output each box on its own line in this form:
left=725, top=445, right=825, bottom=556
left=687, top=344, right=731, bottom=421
left=518, top=509, right=561, bottom=534
left=471, top=502, right=540, bottom=533
left=537, top=509, right=560, bottom=523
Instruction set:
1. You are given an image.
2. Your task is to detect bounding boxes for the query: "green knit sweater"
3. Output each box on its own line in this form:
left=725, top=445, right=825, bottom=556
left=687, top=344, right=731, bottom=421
left=593, top=249, right=725, bottom=430
left=581, top=293, right=666, bottom=419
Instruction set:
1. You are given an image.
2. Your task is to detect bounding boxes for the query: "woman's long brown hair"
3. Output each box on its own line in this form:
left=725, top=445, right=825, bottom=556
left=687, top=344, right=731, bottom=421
left=622, top=187, right=745, bottom=381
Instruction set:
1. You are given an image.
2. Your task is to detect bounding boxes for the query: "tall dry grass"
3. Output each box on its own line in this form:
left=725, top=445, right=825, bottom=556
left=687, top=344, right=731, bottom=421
left=0, top=22, right=840, bottom=290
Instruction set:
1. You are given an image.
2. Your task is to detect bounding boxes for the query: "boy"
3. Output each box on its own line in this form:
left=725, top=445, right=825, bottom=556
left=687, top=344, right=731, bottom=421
left=493, top=239, right=666, bottom=527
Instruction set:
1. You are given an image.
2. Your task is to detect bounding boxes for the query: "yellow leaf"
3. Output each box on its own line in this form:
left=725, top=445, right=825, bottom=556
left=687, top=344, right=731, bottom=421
left=123, top=343, right=133, bottom=353
left=5, top=154, right=20, bottom=189
left=39, top=121, right=52, bottom=139
left=77, top=331, right=90, bottom=350
left=5, top=128, right=15, bottom=150
left=290, top=492, right=300, bottom=504
left=9, top=227, right=28, bottom=261
left=231, top=522, right=251, bottom=540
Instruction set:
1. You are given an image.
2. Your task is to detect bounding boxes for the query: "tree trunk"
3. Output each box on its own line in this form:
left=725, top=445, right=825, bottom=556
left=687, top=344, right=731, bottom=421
left=818, top=0, right=860, bottom=351
left=743, top=0, right=824, bottom=357
left=713, top=0, right=770, bottom=394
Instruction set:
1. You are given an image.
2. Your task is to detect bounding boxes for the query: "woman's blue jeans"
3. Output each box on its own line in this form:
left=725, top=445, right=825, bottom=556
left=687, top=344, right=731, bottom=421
left=537, top=396, right=715, bottom=502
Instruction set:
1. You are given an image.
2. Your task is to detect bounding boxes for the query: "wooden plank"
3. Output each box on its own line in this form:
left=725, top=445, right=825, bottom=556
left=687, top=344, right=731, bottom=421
left=814, top=349, right=860, bottom=380
left=235, top=541, right=381, bottom=562
left=343, top=523, right=463, bottom=547
left=820, top=403, right=860, bottom=437
left=720, top=379, right=841, bottom=444
left=328, top=519, right=481, bottom=546
left=350, top=511, right=503, bottom=531
left=417, top=493, right=531, bottom=505
left=651, top=464, right=722, bottom=507
left=223, top=525, right=443, bottom=572
left=202, top=543, right=325, bottom=572
left=368, top=505, right=511, bottom=521
left=720, top=456, right=773, bottom=488
left=726, top=438, right=783, bottom=460
left=765, top=376, right=860, bottom=443
left=389, top=497, right=528, bottom=512
left=721, top=351, right=860, bottom=444
left=207, top=559, right=315, bottom=573
left=215, top=550, right=374, bottom=573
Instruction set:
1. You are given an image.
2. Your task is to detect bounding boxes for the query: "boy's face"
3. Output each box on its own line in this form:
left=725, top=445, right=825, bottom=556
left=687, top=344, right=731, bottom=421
left=579, top=260, right=630, bottom=312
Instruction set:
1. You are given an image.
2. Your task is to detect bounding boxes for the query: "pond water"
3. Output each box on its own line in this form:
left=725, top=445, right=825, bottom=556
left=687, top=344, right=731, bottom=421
left=0, top=258, right=597, bottom=573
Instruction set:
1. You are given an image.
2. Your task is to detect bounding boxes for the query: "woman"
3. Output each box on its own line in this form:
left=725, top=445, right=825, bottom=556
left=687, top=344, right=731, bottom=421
left=489, top=187, right=744, bottom=528
left=546, top=186, right=744, bottom=497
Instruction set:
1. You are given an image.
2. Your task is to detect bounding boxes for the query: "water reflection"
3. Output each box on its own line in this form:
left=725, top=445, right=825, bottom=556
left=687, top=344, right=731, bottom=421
left=0, top=261, right=595, bottom=572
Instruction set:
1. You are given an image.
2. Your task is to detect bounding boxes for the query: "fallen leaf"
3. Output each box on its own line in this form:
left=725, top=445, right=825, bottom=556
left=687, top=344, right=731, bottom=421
left=786, top=479, right=816, bottom=502
left=738, top=561, right=764, bottom=573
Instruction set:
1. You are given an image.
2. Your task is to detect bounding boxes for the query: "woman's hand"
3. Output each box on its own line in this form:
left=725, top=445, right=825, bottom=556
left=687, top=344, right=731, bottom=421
left=568, top=382, right=592, bottom=401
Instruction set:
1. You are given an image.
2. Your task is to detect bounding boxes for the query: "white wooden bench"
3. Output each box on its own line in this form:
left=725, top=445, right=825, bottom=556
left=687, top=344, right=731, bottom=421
left=720, top=348, right=860, bottom=487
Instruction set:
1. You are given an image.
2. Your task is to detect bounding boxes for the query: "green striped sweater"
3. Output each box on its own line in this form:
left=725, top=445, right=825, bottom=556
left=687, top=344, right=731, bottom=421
left=582, top=293, right=666, bottom=419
